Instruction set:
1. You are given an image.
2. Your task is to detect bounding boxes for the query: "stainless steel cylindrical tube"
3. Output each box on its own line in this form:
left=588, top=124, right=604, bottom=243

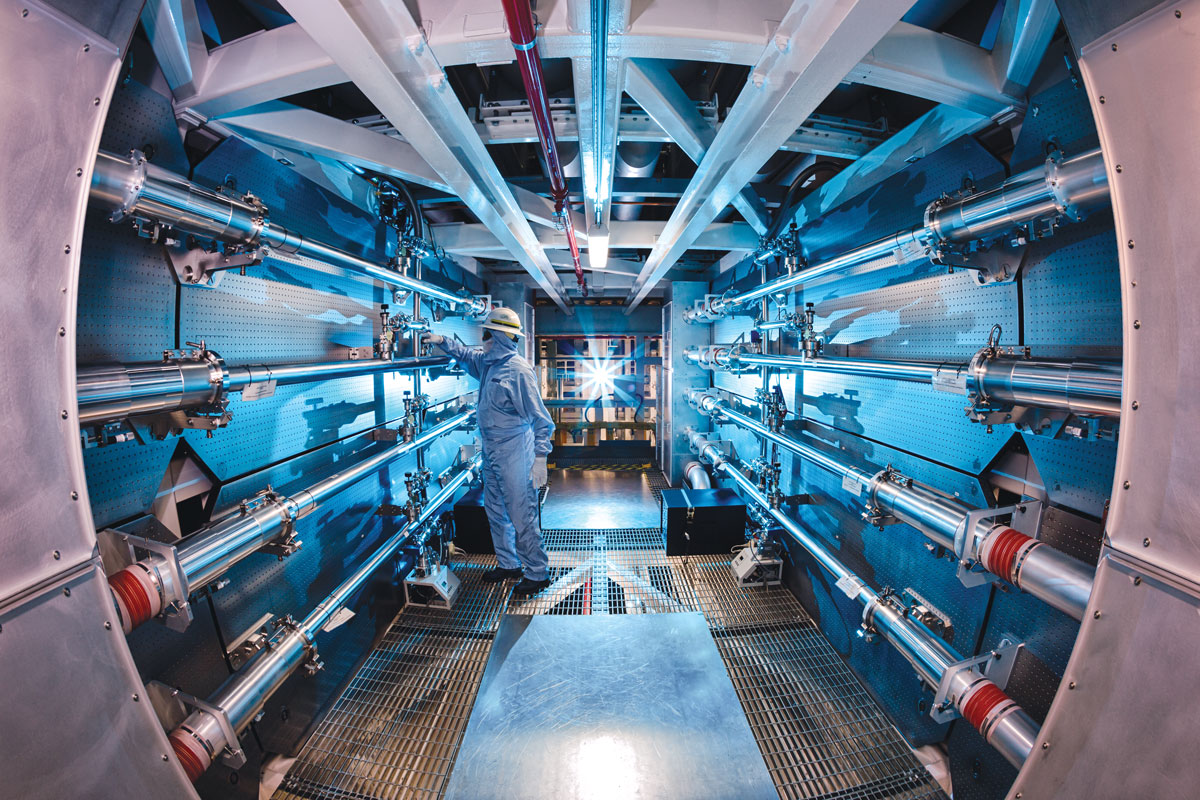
left=737, top=352, right=945, bottom=383
left=976, top=355, right=1122, bottom=417
left=713, top=228, right=923, bottom=313
left=169, top=454, right=482, bottom=781
left=928, top=149, right=1108, bottom=243
left=1012, top=544, right=1094, bottom=620
left=80, top=355, right=451, bottom=425
left=700, top=149, right=1107, bottom=318
left=222, top=356, right=451, bottom=392
left=77, top=359, right=225, bottom=425
left=90, top=150, right=483, bottom=312
left=869, top=478, right=972, bottom=551
left=173, top=409, right=474, bottom=597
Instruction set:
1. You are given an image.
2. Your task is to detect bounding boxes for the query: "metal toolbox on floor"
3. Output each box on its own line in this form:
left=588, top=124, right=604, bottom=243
left=660, top=488, right=747, bottom=555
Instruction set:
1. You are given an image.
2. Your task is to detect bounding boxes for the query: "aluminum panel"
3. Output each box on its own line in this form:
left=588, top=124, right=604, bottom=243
left=0, top=564, right=194, bottom=798
left=1073, top=0, right=1198, bottom=578
left=800, top=372, right=1006, bottom=473
left=1010, top=553, right=1200, bottom=799
left=797, top=136, right=1005, bottom=265
left=0, top=0, right=130, bottom=598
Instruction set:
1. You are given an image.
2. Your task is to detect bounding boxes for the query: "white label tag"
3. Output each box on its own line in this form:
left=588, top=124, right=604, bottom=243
left=841, top=473, right=862, bottom=496
left=893, top=237, right=926, bottom=264
left=242, top=379, right=277, bottom=401
left=835, top=575, right=863, bottom=599
left=931, top=367, right=966, bottom=394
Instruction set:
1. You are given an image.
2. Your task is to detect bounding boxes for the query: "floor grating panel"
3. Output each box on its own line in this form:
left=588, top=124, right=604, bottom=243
left=275, top=533, right=946, bottom=800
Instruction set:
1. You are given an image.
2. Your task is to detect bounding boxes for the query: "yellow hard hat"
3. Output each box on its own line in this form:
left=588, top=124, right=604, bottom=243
left=480, top=306, right=525, bottom=339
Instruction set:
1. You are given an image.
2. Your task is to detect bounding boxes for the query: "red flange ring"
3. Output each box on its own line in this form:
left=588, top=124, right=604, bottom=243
left=170, top=728, right=212, bottom=783
left=108, top=564, right=162, bottom=634
left=981, top=527, right=1042, bottom=585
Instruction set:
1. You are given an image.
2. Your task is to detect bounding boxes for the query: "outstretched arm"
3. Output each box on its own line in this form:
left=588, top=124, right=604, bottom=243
left=427, top=334, right=485, bottom=381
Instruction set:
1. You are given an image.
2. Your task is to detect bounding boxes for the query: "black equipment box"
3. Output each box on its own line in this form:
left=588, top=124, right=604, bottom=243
left=453, top=485, right=495, bottom=554
left=660, top=488, right=747, bottom=555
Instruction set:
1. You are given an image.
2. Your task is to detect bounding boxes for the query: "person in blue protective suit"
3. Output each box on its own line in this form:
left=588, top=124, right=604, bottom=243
left=423, top=307, right=553, bottom=597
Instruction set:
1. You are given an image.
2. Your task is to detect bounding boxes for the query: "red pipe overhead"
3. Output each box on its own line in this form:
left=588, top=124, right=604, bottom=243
left=501, top=0, right=588, bottom=297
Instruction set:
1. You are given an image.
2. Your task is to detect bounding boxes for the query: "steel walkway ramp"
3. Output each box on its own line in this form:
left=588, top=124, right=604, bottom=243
left=272, top=528, right=947, bottom=800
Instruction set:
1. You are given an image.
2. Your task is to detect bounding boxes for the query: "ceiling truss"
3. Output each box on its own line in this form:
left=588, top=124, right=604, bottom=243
left=143, top=0, right=1062, bottom=304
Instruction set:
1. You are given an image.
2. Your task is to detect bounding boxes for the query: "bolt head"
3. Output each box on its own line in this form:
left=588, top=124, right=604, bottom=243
left=1123, top=480, right=1131, bottom=490
left=1068, top=681, right=1076, bottom=689
left=1042, top=742, right=1050, bottom=750
left=1094, top=610, right=1102, bottom=619
left=104, top=621, right=112, bottom=630
left=1143, top=537, right=1152, bottom=547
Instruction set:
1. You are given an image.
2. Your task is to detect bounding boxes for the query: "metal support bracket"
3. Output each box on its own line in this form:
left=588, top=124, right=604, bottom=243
left=97, top=529, right=193, bottom=632
left=929, top=240, right=1027, bottom=284
left=225, top=613, right=274, bottom=670
left=952, top=501, right=1042, bottom=588
left=929, top=638, right=1024, bottom=724
left=165, top=238, right=266, bottom=288
left=147, top=681, right=247, bottom=769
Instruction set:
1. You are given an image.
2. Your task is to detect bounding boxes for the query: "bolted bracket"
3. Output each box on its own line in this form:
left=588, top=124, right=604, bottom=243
left=929, top=239, right=1027, bottom=284
left=929, top=639, right=1024, bottom=724
left=147, top=681, right=247, bottom=769
left=165, top=237, right=266, bottom=288
left=98, top=529, right=193, bottom=632
left=952, top=500, right=1043, bottom=588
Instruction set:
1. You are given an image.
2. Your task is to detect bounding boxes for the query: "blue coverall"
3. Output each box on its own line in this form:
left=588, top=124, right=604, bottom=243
left=440, top=334, right=554, bottom=580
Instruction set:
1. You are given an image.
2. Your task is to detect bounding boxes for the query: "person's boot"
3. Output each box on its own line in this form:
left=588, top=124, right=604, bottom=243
left=481, top=567, right=524, bottom=583
left=512, top=577, right=551, bottom=597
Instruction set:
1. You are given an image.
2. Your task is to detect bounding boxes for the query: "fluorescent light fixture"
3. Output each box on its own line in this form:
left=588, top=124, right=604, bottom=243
left=588, top=225, right=610, bottom=272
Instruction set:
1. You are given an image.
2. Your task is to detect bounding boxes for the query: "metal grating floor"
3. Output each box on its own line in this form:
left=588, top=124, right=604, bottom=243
left=274, top=530, right=946, bottom=800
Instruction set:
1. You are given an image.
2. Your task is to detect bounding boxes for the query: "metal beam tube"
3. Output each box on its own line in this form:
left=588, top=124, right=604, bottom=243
left=90, top=150, right=483, bottom=312
left=974, top=355, right=1122, bottom=417
left=76, top=359, right=227, bottom=425
left=686, top=347, right=1122, bottom=420
left=705, top=149, right=1108, bottom=316
left=685, top=428, right=1038, bottom=768
left=167, top=454, right=483, bottom=782
left=738, top=352, right=944, bottom=383
left=179, top=410, right=474, bottom=590
left=78, top=354, right=451, bottom=426
left=107, top=409, right=475, bottom=635
left=689, top=391, right=1094, bottom=620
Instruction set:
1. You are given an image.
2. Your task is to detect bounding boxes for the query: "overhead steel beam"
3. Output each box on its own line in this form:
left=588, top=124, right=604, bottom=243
left=568, top=0, right=627, bottom=235
left=846, top=21, right=1024, bottom=120
left=993, top=0, right=1062, bottom=91
left=276, top=0, right=571, bottom=311
left=178, top=1, right=1019, bottom=125
left=365, top=102, right=879, bottom=157
left=624, top=58, right=769, bottom=235
left=141, top=0, right=208, bottom=97
left=434, top=220, right=759, bottom=257
left=216, top=102, right=451, bottom=192
left=625, top=0, right=917, bottom=310
left=221, top=103, right=590, bottom=233
left=509, top=183, right=590, bottom=238
left=234, top=136, right=380, bottom=214
left=791, top=104, right=991, bottom=228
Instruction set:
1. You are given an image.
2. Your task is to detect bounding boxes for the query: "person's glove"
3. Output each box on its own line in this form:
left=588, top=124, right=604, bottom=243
left=532, top=456, right=548, bottom=489
left=423, top=332, right=445, bottom=347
